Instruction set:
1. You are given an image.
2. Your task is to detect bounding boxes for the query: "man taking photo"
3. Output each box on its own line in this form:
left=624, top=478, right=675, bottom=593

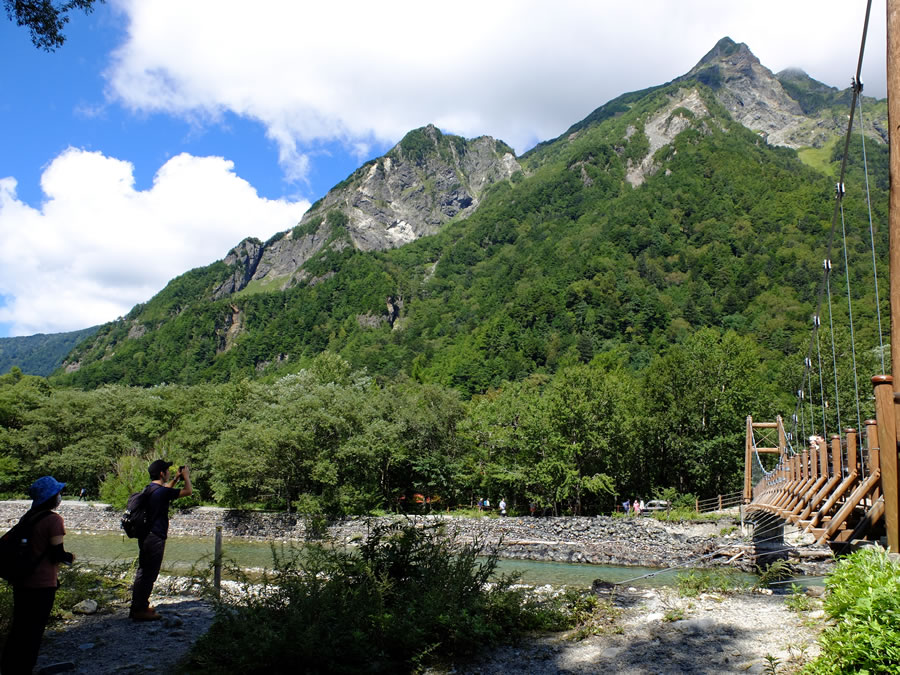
left=129, top=459, right=192, bottom=621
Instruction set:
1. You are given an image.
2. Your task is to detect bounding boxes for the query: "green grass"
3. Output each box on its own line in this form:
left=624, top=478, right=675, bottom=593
left=796, top=136, right=839, bottom=175
left=675, top=569, right=747, bottom=597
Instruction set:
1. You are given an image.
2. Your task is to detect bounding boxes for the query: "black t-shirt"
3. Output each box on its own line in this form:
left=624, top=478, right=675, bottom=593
left=144, top=483, right=181, bottom=539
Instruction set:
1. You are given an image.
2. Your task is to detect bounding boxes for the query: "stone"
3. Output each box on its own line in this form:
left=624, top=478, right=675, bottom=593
left=72, top=599, right=98, bottom=615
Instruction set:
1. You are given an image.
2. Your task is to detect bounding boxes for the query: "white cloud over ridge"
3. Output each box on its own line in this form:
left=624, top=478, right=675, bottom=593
left=0, top=150, right=308, bottom=336
left=107, top=0, right=886, bottom=178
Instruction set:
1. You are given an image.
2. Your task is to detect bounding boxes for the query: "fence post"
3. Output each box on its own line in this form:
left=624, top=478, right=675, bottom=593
left=214, top=525, right=223, bottom=598
left=718, top=494, right=722, bottom=511
left=873, top=376, right=898, bottom=552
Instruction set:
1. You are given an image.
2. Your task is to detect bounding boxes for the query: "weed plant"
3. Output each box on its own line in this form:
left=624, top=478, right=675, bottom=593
left=755, top=559, right=794, bottom=588
left=675, top=569, right=746, bottom=597
left=804, top=545, right=900, bottom=673
left=783, top=584, right=812, bottom=613
left=186, top=521, right=571, bottom=673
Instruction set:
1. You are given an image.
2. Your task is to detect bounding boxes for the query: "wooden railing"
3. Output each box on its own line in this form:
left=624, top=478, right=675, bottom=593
left=695, top=491, right=743, bottom=513
left=744, top=375, right=900, bottom=552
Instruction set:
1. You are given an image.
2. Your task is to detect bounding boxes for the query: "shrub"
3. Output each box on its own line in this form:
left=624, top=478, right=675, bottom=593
left=186, top=521, right=551, bottom=673
left=804, top=546, right=900, bottom=673
left=675, top=569, right=746, bottom=597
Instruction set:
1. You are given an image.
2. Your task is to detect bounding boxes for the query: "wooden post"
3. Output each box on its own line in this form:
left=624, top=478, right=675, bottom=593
left=872, top=376, right=899, bottom=552
left=846, top=428, right=858, bottom=475
left=214, top=525, right=223, bottom=598
left=868, top=419, right=881, bottom=500
left=744, top=416, right=753, bottom=503
left=890, top=0, right=900, bottom=380
left=718, top=494, right=723, bottom=511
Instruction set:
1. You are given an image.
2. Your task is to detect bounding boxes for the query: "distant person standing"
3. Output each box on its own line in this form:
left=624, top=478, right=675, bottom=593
left=1, top=476, right=75, bottom=675
left=129, top=460, right=192, bottom=621
left=499, top=498, right=507, bottom=516
left=79, top=487, right=87, bottom=501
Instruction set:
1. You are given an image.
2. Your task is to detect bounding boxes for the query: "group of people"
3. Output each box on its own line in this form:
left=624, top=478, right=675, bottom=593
left=622, top=498, right=645, bottom=515
left=476, top=497, right=508, bottom=515
left=1, top=458, right=192, bottom=674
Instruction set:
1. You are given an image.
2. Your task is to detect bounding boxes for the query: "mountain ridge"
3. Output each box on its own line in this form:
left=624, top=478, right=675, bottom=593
left=28, top=38, right=890, bottom=388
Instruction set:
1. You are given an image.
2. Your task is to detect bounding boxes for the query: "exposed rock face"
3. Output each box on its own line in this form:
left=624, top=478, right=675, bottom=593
left=213, top=125, right=521, bottom=298
left=626, top=89, right=710, bottom=187
left=212, top=238, right=264, bottom=299
left=680, top=37, right=886, bottom=149
left=682, top=37, right=804, bottom=146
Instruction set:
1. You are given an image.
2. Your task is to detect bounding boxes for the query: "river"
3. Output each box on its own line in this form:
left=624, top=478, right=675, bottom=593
left=65, top=532, right=761, bottom=588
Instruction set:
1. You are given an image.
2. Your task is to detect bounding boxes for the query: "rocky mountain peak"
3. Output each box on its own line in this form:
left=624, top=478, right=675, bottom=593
left=693, top=37, right=758, bottom=71
left=212, top=125, right=521, bottom=297
left=680, top=36, right=806, bottom=146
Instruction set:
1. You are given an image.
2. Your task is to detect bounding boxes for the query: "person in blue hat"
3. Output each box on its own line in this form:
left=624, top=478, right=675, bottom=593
left=1, top=476, right=75, bottom=675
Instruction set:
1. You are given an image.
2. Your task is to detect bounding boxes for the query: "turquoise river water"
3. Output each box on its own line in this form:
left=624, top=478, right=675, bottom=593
left=65, top=532, right=763, bottom=589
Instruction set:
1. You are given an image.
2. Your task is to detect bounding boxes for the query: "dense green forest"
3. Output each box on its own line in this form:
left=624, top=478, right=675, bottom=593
left=0, top=337, right=784, bottom=514
left=0, top=326, right=98, bottom=376
left=1, top=78, right=889, bottom=511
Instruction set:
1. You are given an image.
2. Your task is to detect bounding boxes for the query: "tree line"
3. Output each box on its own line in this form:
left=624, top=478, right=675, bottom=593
left=1, top=329, right=795, bottom=515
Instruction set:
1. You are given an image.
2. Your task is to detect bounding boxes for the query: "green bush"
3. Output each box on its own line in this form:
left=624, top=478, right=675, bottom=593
left=186, top=521, right=552, bottom=673
left=675, top=569, right=746, bottom=597
left=804, top=546, right=900, bottom=673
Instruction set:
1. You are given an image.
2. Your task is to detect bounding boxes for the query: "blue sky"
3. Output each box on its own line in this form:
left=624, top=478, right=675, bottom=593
left=0, top=0, right=887, bottom=337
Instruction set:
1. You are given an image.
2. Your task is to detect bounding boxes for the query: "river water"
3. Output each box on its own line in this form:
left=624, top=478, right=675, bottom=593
left=66, top=532, right=760, bottom=589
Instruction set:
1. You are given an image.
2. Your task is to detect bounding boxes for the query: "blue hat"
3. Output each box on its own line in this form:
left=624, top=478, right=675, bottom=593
left=29, top=476, right=66, bottom=508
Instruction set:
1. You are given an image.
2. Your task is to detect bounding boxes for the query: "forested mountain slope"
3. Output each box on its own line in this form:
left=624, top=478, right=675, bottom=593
left=0, top=326, right=98, bottom=376
left=55, top=39, right=888, bottom=396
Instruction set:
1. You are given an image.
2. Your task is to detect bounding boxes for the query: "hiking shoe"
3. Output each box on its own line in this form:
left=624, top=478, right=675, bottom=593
left=129, top=608, right=162, bottom=622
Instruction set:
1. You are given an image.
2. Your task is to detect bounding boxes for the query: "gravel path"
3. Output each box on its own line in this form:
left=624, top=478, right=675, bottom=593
left=34, top=593, right=214, bottom=675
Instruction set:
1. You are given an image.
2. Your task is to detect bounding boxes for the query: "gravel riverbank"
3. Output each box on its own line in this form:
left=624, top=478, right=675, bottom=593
left=33, top=581, right=824, bottom=675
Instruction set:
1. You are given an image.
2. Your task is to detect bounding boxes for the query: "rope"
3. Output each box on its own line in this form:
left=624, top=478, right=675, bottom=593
left=790, top=0, right=872, bottom=443
left=824, top=257, right=842, bottom=433
left=838, top=192, right=864, bottom=438
left=856, top=93, right=886, bottom=373
left=815, top=314, right=828, bottom=436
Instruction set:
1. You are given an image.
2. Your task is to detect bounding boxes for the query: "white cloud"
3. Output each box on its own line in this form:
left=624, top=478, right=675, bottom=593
left=106, top=0, right=887, bottom=163
left=0, top=150, right=309, bottom=336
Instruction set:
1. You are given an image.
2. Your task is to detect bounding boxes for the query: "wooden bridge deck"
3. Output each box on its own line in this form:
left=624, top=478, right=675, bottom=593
left=744, top=376, right=899, bottom=552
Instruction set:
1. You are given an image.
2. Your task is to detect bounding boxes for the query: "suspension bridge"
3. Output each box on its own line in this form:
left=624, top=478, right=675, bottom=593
left=742, top=0, right=900, bottom=560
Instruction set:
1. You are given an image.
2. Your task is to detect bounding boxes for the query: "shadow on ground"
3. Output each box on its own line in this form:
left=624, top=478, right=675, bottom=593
left=35, top=598, right=214, bottom=675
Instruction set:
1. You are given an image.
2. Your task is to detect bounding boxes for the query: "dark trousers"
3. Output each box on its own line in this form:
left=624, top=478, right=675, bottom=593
left=1, top=585, right=57, bottom=674
left=131, top=532, right=166, bottom=613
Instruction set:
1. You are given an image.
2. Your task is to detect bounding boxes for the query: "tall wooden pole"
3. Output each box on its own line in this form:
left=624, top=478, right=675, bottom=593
left=888, top=0, right=900, bottom=553
left=874, top=376, right=899, bottom=551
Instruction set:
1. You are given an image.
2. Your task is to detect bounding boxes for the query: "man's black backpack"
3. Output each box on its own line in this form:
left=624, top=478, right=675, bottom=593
left=0, top=510, right=54, bottom=585
left=121, top=484, right=160, bottom=539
